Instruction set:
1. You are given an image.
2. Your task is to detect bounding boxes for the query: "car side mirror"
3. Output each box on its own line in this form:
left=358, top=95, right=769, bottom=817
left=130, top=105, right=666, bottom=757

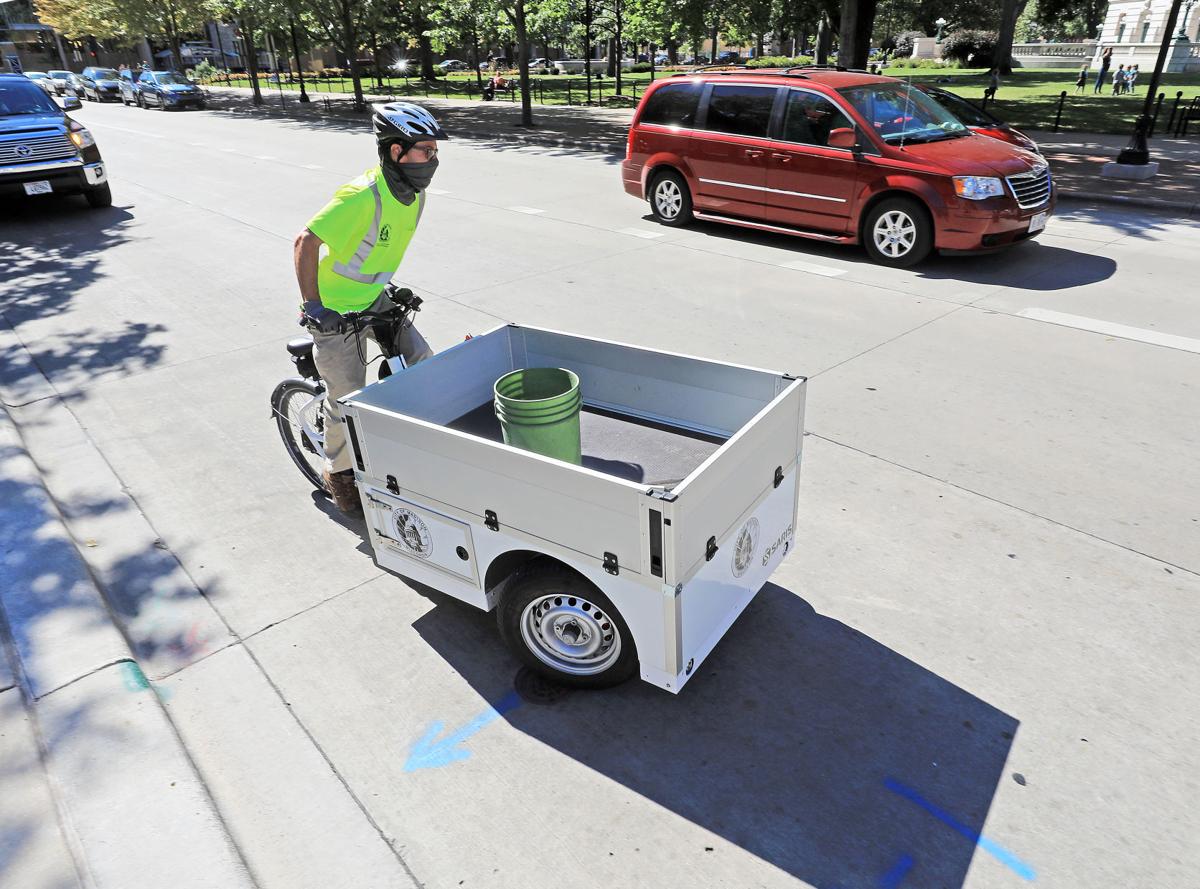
left=60, top=96, right=82, bottom=112
left=828, top=128, right=858, bottom=150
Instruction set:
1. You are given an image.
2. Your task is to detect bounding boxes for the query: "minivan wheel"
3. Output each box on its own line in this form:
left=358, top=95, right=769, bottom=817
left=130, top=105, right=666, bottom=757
left=649, top=170, right=693, bottom=227
left=862, top=197, right=933, bottom=268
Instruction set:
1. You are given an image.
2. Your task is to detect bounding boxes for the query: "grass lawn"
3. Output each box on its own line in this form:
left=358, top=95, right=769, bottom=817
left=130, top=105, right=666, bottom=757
left=204, top=67, right=1200, bottom=135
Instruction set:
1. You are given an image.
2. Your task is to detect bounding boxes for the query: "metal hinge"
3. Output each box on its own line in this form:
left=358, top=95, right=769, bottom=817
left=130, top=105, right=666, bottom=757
left=705, top=536, right=718, bottom=561
left=774, top=465, right=784, bottom=488
left=603, top=552, right=619, bottom=576
left=386, top=475, right=400, bottom=494
left=484, top=510, right=499, bottom=531
left=365, top=493, right=393, bottom=510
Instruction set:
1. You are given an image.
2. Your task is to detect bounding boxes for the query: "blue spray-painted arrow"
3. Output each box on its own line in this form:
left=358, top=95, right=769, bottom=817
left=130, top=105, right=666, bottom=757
left=404, top=691, right=523, bottom=772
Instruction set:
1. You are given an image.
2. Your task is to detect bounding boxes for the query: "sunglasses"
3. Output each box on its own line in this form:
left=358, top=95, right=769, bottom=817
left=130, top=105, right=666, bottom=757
left=406, top=145, right=439, bottom=161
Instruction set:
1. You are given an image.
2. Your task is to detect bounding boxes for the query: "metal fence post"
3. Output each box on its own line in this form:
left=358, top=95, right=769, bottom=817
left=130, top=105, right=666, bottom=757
left=1149, top=91, right=1165, bottom=137
left=1166, top=90, right=1183, bottom=133
left=1053, top=90, right=1066, bottom=132
left=567, top=80, right=572, bottom=105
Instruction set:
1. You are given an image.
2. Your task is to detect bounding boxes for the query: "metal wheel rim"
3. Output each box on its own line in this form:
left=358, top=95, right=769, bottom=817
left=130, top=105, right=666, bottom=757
left=873, top=210, right=918, bottom=258
left=654, top=179, right=682, bottom=220
left=277, top=385, right=326, bottom=488
left=519, top=593, right=622, bottom=676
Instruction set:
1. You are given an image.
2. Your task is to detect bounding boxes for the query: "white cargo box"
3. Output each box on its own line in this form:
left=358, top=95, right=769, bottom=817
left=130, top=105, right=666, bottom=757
left=341, top=324, right=805, bottom=693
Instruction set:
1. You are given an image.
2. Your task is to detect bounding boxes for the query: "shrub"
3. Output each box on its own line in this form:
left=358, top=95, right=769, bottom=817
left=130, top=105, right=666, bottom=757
left=888, top=57, right=957, bottom=70
left=630, top=62, right=654, bottom=72
left=892, top=31, right=927, bottom=58
left=940, top=29, right=997, bottom=68
left=745, top=55, right=813, bottom=69
left=192, top=59, right=218, bottom=81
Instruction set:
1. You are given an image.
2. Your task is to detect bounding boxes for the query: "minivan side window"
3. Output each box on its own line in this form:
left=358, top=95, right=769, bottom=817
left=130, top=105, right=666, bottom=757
left=702, top=85, right=778, bottom=139
left=781, top=91, right=854, bottom=147
left=639, top=83, right=701, bottom=128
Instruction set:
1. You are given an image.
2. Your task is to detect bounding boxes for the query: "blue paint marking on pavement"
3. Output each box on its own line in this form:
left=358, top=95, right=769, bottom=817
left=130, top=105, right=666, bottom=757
left=885, top=777, right=1037, bottom=881
left=880, top=853, right=915, bottom=888
left=404, top=691, right=523, bottom=772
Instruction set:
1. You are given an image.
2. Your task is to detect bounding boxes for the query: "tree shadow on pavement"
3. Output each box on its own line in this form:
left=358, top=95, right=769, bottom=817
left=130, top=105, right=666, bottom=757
left=411, top=581, right=1024, bottom=889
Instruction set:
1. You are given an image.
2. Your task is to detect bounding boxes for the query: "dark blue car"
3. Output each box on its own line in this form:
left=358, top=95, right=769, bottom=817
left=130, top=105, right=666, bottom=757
left=134, top=70, right=206, bottom=110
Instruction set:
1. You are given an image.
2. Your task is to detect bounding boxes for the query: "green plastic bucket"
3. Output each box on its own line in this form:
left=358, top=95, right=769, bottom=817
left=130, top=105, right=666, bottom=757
left=494, top=367, right=582, bottom=465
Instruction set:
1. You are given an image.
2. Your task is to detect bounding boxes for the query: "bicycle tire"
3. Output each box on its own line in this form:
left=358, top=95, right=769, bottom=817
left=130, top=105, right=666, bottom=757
left=271, top=377, right=327, bottom=491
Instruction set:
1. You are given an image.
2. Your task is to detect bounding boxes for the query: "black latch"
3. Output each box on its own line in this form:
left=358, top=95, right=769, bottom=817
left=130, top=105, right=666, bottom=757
left=484, top=510, right=499, bottom=531
left=386, top=475, right=400, bottom=494
left=705, top=536, right=718, bottom=561
left=774, top=466, right=784, bottom=488
left=603, top=552, right=619, bottom=575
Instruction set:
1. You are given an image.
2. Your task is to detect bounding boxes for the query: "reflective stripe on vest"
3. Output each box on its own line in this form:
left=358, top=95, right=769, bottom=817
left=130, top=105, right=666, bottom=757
left=331, top=185, right=425, bottom=286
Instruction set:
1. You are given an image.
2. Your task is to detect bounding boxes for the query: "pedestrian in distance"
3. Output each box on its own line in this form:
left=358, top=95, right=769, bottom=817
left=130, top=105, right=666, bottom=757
left=1074, top=63, right=1088, bottom=94
left=988, top=67, right=1000, bottom=97
left=1112, top=65, right=1125, bottom=95
left=1128, top=64, right=1139, bottom=95
left=292, top=102, right=447, bottom=513
left=1094, top=46, right=1112, bottom=93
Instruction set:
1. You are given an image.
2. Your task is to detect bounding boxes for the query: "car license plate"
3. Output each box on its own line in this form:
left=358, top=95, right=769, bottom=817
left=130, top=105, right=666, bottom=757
left=24, top=180, right=52, bottom=195
left=1028, top=211, right=1047, bottom=233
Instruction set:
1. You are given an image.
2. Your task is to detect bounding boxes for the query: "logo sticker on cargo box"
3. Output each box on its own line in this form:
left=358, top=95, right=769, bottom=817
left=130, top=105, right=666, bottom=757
left=393, top=509, right=433, bottom=559
left=732, top=517, right=760, bottom=577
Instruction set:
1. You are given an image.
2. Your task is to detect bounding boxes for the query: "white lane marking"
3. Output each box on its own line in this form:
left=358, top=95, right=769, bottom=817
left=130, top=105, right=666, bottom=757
left=302, top=163, right=323, bottom=170
left=1017, top=308, right=1200, bottom=354
left=220, top=147, right=238, bottom=153
left=780, top=259, right=846, bottom=278
left=87, top=122, right=166, bottom=139
left=426, top=187, right=451, bottom=195
left=618, top=227, right=664, bottom=240
left=508, top=206, right=544, bottom=214
left=190, top=141, right=208, bottom=147
left=254, top=155, right=277, bottom=160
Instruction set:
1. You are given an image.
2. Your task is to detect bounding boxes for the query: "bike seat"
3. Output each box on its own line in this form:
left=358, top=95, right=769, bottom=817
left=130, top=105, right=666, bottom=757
left=287, top=336, right=314, bottom=358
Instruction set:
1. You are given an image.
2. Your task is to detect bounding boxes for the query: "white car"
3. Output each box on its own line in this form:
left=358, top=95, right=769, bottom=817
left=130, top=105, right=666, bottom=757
left=437, top=59, right=468, bottom=72
left=25, top=71, right=56, bottom=95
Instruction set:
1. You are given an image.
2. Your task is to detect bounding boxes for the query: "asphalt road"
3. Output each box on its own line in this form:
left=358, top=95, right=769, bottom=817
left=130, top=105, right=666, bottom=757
left=2, top=99, right=1198, bottom=889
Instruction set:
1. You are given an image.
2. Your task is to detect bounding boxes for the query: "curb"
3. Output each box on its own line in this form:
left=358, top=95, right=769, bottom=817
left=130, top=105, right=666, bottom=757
left=1053, top=190, right=1200, bottom=215
left=0, top=399, right=254, bottom=886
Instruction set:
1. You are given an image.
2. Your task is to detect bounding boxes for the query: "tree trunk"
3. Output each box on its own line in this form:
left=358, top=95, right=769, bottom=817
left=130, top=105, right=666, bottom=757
left=337, top=0, right=364, bottom=110
left=816, top=15, right=831, bottom=65
left=710, top=18, right=719, bottom=63
left=417, top=30, right=435, bottom=80
left=838, top=0, right=878, bottom=69
left=513, top=0, right=533, bottom=125
left=583, top=0, right=593, bottom=104
left=994, top=0, right=1027, bottom=74
left=472, top=29, right=483, bottom=87
left=756, top=33, right=764, bottom=58
left=614, top=0, right=622, bottom=93
left=667, top=39, right=678, bottom=66
left=242, top=17, right=263, bottom=105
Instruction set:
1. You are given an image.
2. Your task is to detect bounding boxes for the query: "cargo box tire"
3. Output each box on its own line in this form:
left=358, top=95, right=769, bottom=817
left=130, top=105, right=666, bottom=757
left=497, top=564, right=638, bottom=688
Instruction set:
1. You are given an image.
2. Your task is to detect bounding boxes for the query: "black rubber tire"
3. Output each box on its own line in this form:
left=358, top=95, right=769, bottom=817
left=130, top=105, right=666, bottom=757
left=85, top=183, right=112, bottom=208
left=861, top=196, right=934, bottom=268
left=497, top=562, right=639, bottom=689
left=271, top=377, right=328, bottom=492
left=136, top=93, right=144, bottom=108
left=648, top=169, right=694, bottom=227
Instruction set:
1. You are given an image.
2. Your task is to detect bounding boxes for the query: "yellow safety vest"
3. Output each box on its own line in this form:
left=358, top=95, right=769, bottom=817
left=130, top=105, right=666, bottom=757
left=307, top=167, right=425, bottom=313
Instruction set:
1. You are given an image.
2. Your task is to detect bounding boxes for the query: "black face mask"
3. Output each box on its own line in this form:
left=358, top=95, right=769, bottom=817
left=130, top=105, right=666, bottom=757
left=378, top=144, right=438, bottom=204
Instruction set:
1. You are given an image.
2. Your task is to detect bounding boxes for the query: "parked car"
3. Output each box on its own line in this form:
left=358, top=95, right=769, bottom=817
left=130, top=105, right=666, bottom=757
left=80, top=68, right=123, bottom=102
left=118, top=69, right=141, bottom=105
left=25, top=72, right=56, bottom=95
left=918, top=85, right=1041, bottom=154
left=437, top=59, right=469, bottom=72
left=0, top=73, right=112, bottom=208
left=528, top=57, right=552, bottom=71
left=715, top=51, right=742, bottom=64
left=621, top=68, right=1054, bottom=267
left=134, top=70, right=206, bottom=110
left=46, top=70, right=76, bottom=95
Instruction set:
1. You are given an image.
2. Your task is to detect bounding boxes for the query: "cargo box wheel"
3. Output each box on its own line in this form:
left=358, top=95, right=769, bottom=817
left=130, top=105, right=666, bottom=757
left=649, top=170, right=693, bottom=227
left=498, top=564, right=638, bottom=689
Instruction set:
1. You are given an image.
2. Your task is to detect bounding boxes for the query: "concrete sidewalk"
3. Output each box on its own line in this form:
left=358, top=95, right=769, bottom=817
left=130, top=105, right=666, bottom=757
left=202, top=85, right=1200, bottom=214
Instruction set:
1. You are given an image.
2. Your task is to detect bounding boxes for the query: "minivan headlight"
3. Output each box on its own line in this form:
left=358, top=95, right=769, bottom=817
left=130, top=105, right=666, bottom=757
left=953, top=176, right=1005, bottom=200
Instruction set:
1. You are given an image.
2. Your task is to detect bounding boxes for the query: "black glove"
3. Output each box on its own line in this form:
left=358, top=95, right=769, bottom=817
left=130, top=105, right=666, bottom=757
left=303, top=300, right=342, bottom=335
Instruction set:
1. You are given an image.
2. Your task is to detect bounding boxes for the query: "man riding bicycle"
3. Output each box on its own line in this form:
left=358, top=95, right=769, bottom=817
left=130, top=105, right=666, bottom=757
left=293, top=101, right=447, bottom=513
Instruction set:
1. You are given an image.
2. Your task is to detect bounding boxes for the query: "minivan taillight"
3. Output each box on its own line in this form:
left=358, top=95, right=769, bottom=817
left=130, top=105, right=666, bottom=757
left=626, top=127, right=634, bottom=161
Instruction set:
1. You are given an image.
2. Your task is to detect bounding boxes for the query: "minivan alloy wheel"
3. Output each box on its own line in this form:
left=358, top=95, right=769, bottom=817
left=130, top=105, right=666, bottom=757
left=872, top=209, right=917, bottom=258
left=654, top=178, right=682, bottom=220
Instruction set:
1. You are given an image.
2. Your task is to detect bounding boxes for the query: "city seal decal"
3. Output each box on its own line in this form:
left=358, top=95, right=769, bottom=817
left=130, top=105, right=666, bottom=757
left=393, top=509, right=433, bottom=559
left=732, top=517, right=760, bottom=578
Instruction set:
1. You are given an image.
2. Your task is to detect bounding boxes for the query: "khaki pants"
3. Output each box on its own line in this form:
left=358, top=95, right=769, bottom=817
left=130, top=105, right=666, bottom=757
left=312, top=290, right=433, bottom=473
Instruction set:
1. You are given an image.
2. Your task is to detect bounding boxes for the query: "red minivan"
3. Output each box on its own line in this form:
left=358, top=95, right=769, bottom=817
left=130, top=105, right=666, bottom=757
left=621, top=68, right=1054, bottom=267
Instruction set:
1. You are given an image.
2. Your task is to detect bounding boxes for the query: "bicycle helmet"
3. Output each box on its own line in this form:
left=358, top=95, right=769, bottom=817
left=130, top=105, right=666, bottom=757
left=372, top=102, right=448, bottom=147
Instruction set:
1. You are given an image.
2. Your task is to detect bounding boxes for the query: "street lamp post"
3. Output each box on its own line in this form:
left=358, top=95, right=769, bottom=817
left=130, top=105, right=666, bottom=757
left=1177, top=0, right=1197, bottom=39
left=935, top=17, right=948, bottom=43
left=289, top=17, right=310, bottom=103
left=1112, top=0, right=1186, bottom=169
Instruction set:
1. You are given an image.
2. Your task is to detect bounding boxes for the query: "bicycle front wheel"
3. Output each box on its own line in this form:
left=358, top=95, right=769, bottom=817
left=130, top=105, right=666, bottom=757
left=271, top=378, right=327, bottom=491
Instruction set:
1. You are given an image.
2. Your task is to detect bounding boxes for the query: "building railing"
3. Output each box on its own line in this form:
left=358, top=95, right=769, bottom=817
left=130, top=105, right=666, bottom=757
left=1012, top=42, right=1096, bottom=58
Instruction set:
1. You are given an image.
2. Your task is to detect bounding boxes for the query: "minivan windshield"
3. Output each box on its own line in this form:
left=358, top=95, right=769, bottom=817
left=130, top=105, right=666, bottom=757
left=839, top=82, right=969, bottom=144
left=91, top=68, right=120, bottom=80
left=0, top=79, right=59, bottom=116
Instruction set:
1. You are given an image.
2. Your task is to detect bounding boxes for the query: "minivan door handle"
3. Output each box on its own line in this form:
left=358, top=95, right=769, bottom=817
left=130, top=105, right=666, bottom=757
left=744, top=149, right=764, bottom=158
left=771, top=153, right=792, bottom=162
